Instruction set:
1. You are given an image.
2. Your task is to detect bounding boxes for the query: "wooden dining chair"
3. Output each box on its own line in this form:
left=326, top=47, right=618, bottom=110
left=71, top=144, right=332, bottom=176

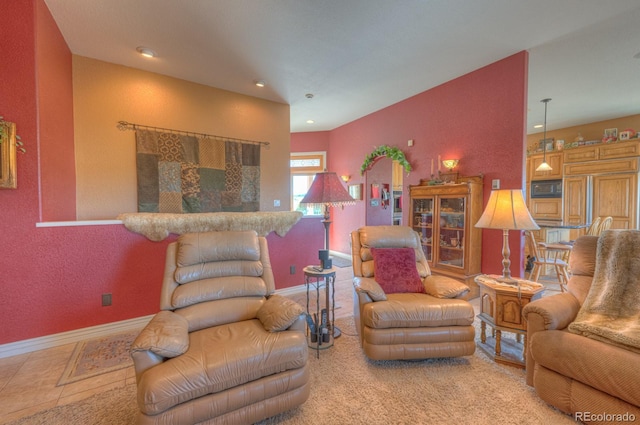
left=586, top=217, right=602, bottom=236
left=525, top=231, right=569, bottom=292
left=597, top=216, right=613, bottom=234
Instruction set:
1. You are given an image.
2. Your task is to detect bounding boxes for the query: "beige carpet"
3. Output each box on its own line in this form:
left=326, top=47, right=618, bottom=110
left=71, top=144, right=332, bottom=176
left=57, top=331, right=137, bottom=386
left=12, top=317, right=574, bottom=425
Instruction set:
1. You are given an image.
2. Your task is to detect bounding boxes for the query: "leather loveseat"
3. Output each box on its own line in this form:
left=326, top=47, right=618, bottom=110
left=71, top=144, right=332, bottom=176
left=351, top=225, right=476, bottom=361
left=523, top=234, right=640, bottom=421
left=130, top=230, right=309, bottom=424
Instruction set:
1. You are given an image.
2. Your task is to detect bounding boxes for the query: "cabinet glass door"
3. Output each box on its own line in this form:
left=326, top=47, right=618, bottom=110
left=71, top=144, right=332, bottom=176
left=412, top=197, right=434, bottom=262
left=437, top=196, right=465, bottom=269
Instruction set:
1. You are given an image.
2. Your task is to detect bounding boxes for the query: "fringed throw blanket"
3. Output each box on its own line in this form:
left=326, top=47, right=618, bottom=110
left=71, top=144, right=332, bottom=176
left=135, top=129, right=260, bottom=213
left=568, top=230, right=640, bottom=353
left=118, top=211, right=302, bottom=241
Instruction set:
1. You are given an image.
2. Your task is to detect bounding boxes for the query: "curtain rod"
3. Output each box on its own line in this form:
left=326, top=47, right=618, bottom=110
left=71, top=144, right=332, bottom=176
left=116, top=121, right=270, bottom=148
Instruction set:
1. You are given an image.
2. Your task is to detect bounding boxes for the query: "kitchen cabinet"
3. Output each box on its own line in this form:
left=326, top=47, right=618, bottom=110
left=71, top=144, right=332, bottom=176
left=409, top=176, right=483, bottom=290
left=563, top=157, right=639, bottom=230
left=529, top=152, right=563, bottom=180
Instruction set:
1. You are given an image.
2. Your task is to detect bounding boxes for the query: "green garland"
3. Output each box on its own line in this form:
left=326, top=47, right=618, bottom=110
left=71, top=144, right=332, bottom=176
left=360, top=145, right=412, bottom=175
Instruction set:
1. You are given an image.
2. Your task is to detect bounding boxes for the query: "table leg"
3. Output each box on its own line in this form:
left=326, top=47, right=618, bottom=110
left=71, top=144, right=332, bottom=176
left=480, top=321, right=486, bottom=344
left=495, top=330, right=502, bottom=357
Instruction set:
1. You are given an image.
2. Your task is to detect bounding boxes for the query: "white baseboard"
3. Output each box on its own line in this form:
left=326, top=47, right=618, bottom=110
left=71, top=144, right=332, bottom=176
left=274, top=283, right=306, bottom=297
left=0, top=282, right=322, bottom=359
left=0, top=315, right=154, bottom=359
left=330, top=250, right=350, bottom=260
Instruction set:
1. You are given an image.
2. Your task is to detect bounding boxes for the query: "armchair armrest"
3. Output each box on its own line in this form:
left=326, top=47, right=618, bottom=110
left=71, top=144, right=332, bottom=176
left=522, top=293, right=581, bottom=385
left=257, top=294, right=306, bottom=332
left=353, top=276, right=387, bottom=301
left=523, top=293, right=581, bottom=332
left=130, top=310, right=190, bottom=382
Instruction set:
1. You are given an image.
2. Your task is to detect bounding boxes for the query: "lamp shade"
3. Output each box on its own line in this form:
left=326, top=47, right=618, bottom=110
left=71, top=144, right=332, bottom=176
left=300, top=172, right=355, bottom=207
left=475, top=189, right=539, bottom=230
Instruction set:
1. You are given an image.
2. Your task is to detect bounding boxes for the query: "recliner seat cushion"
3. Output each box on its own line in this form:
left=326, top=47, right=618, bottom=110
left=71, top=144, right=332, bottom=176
left=361, top=293, right=474, bottom=329
left=531, top=329, right=640, bottom=407
left=137, top=319, right=307, bottom=415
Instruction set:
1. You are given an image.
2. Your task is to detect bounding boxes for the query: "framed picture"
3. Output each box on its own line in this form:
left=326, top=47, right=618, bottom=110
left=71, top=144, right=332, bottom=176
left=604, top=128, right=618, bottom=138
left=348, top=183, right=363, bottom=200
left=538, top=138, right=554, bottom=151
left=0, top=121, right=17, bottom=189
left=620, top=131, right=632, bottom=141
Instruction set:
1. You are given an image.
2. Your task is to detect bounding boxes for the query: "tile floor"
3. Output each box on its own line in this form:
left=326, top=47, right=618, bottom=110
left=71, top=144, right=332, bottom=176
left=0, top=262, right=561, bottom=423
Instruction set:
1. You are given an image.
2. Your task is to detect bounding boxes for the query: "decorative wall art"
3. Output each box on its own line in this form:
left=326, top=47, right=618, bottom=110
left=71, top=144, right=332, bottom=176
left=0, top=120, right=17, bottom=189
left=135, top=129, right=261, bottom=213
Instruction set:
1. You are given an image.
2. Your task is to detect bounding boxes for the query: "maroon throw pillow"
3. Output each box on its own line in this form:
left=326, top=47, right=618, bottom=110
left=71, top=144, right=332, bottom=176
left=370, top=247, right=424, bottom=294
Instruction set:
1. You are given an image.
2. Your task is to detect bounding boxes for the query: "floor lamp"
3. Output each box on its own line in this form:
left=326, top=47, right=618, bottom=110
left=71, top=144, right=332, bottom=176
left=300, top=171, right=355, bottom=338
left=475, top=189, right=539, bottom=284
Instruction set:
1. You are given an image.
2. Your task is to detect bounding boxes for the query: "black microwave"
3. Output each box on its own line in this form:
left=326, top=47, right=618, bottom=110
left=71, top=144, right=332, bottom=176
left=531, top=179, right=562, bottom=198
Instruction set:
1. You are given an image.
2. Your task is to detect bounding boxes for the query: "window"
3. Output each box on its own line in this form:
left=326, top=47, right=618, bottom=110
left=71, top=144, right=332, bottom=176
left=291, top=152, right=326, bottom=216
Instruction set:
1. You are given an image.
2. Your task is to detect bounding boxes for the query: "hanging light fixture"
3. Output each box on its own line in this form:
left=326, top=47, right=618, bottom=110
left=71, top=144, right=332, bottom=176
left=536, top=98, right=553, bottom=172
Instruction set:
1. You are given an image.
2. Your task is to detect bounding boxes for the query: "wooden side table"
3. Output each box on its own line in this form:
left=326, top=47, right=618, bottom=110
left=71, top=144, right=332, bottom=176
left=475, top=274, right=545, bottom=368
left=303, top=266, right=337, bottom=357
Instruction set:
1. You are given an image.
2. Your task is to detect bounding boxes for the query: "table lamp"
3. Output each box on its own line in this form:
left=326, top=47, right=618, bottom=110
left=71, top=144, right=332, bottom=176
left=300, top=171, right=355, bottom=252
left=475, top=189, right=539, bottom=283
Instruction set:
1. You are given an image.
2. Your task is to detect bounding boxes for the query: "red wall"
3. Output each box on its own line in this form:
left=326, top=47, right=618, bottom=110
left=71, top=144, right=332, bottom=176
left=295, top=52, right=529, bottom=278
left=290, top=131, right=330, bottom=154
left=35, top=0, right=77, bottom=221
left=0, top=0, right=319, bottom=345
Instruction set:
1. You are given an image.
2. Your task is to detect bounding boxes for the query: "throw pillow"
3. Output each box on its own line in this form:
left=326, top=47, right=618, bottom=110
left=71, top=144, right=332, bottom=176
left=257, top=294, right=306, bottom=332
left=371, top=247, right=424, bottom=294
left=423, top=275, right=469, bottom=298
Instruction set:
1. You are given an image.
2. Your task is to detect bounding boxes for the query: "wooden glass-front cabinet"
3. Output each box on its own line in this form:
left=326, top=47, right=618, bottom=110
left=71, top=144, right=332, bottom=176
left=409, top=176, right=483, bottom=288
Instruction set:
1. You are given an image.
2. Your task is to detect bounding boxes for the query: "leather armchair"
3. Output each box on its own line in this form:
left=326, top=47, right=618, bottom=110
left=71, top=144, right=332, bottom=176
left=523, top=235, right=640, bottom=419
left=351, top=226, right=475, bottom=361
left=130, top=230, right=309, bottom=425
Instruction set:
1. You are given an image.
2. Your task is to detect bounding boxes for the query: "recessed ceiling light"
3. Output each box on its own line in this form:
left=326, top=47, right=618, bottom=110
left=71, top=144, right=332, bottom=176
left=136, top=46, right=156, bottom=58
left=305, top=93, right=314, bottom=99
left=306, top=119, right=315, bottom=124
left=534, top=124, right=543, bottom=129
left=255, top=80, right=266, bottom=88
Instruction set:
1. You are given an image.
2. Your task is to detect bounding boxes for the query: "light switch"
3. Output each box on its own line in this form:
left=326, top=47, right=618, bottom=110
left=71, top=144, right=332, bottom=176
left=274, top=199, right=280, bottom=207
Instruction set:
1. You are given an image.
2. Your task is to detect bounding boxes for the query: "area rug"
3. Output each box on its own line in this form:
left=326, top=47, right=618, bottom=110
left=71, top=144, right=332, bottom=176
left=57, top=331, right=138, bottom=386
left=14, top=317, right=575, bottom=425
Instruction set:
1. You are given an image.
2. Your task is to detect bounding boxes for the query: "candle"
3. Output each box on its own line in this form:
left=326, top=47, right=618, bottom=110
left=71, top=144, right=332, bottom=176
left=431, top=159, right=434, bottom=176
left=438, top=155, right=441, bottom=172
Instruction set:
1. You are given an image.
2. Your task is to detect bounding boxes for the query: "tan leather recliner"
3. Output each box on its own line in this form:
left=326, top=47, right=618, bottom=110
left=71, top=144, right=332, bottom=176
left=523, top=235, right=640, bottom=419
left=351, top=226, right=476, bottom=361
left=130, top=230, right=309, bottom=425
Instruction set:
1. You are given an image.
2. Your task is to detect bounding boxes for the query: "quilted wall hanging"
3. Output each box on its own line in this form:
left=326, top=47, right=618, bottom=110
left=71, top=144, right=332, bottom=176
left=135, top=129, right=261, bottom=213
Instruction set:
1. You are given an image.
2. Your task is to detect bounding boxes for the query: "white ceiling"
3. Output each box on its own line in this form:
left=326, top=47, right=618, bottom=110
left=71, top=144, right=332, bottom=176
left=44, top=0, right=640, bottom=134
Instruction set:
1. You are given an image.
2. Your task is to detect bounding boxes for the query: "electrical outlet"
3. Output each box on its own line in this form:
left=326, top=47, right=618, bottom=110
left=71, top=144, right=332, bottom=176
left=102, top=293, right=112, bottom=306
left=492, top=179, right=500, bottom=190
left=290, top=265, right=296, bottom=274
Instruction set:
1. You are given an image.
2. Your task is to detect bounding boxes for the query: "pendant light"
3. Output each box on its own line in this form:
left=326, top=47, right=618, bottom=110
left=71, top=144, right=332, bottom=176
left=536, top=98, right=553, bottom=172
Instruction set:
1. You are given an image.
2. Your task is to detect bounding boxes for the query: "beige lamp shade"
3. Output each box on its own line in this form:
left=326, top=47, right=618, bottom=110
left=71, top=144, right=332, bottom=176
left=475, top=189, right=539, bottom=231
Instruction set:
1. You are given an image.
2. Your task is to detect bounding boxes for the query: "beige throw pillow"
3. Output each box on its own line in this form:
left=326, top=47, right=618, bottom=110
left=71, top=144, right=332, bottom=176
left=424, top=275, right=469, bottom=298
left=257, top=294, right=305, bottom=332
